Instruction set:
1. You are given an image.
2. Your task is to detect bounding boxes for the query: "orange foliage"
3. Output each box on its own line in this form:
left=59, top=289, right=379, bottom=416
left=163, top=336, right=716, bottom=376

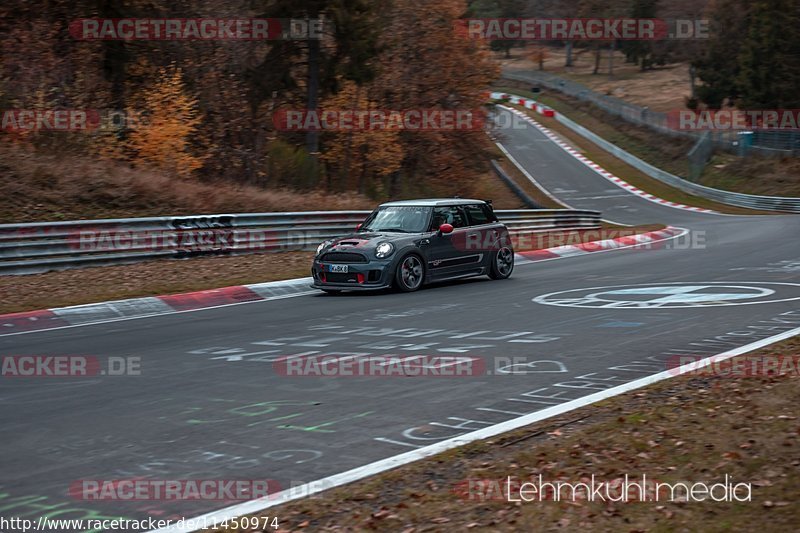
left=321, top=81, right=403, bottom=192
left=125, top=65, right=207, bottom=178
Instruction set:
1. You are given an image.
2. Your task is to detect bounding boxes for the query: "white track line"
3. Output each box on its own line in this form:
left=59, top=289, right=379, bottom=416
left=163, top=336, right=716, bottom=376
left=496, top=103, right=726, bottom=215
left=156, top=325, right=800, bottom=532
left=495, top=141, right=573, bottom=209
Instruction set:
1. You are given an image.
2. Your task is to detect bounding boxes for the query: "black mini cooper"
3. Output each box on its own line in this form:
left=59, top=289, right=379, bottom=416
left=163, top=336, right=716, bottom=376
left=311, top=199, right=514, bottom=293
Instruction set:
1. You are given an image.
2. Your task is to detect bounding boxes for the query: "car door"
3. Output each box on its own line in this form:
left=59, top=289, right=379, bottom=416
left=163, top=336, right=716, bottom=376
left=463, top=203, right=499, bottom=269
left=427, top=205, right=483, bottom=279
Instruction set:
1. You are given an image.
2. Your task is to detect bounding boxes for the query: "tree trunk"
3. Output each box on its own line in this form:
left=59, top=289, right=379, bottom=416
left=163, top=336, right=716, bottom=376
left=306, top=37, right=320, bottom=155
left=608, top=41, right=615, bottom=79
left=388, top=170, right=401, bottom=197
left=593, top=44, right=601, bottom=75
left=343, top=85, right=359, bottom=190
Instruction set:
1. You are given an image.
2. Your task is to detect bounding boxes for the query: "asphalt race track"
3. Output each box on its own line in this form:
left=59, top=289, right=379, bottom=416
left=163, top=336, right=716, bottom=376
left=2, top=107, right=799, bottom=528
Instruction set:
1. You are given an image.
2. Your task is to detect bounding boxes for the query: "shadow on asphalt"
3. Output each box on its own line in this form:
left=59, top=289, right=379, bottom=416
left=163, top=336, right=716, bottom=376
left=311, top=276, right=505, bottom=297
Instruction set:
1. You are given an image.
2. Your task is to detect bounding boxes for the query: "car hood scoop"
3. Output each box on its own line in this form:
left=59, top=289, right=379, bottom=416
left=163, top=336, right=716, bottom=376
left=329, top=232, right=412, bottom=249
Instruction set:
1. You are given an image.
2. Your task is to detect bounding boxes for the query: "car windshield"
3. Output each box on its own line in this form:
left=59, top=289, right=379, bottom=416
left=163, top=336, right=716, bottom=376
left=361, top=206, right=432, bottom=233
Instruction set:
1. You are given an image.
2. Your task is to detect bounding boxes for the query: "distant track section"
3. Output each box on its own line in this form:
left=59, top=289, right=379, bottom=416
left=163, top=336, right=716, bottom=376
left=491, top=91, right=800, bottom=213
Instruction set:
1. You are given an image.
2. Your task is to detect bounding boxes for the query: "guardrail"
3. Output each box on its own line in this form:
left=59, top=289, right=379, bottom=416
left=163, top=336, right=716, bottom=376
left=0, top=209, right=602, bottom=275
left=492, top=92, right=800, bottom=213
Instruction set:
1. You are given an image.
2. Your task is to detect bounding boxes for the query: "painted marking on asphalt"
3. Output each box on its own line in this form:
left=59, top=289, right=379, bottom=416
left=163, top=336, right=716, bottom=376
left=533, top=282, right=800, bottom=309
left=155, top=324, right=800, bottom=532
left=495, top=360, right=567, bottom=374
left=375, top=311, right=800, bottom=444
left=731, top=260, right=800, bottom=273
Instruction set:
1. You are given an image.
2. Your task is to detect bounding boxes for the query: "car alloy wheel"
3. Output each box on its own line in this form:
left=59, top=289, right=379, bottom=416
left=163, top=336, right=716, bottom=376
left=397, top=255, right=424, bottom=292
left=490, top=246, right=514, bottom=279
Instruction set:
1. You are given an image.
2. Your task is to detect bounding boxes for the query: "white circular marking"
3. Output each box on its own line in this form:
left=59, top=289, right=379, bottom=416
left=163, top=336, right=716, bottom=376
left=533, top=282, right=800, bottom=309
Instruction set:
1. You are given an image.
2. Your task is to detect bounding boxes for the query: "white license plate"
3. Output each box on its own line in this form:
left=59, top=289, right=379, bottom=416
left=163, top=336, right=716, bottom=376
left=327, top=264, right=348, bottom=273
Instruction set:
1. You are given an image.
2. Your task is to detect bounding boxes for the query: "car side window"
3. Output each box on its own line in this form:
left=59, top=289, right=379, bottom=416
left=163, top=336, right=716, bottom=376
left=464, top=204, right=492, bottom=226
left=430, top=206, right=467, bottom=230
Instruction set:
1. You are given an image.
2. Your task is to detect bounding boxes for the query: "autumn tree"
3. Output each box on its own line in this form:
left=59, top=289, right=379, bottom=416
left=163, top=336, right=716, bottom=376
left=693, top=0, right=750, bottom=108
left=468, top=0, right=526, bottom=58
left=372, top=0, right=499, bottom=196
left=320, top=81, right=403, bottom=194
left=250, top=0, right=381, bottom=155
left=737, top=0, right=800, bottom=108
left=620, top=0, right=659, bottom=71
left=125, top=65, right=206, bottom=177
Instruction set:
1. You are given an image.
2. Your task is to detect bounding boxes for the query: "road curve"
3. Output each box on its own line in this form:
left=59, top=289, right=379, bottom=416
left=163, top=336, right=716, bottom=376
left=2, top=107, right=799, bottom=527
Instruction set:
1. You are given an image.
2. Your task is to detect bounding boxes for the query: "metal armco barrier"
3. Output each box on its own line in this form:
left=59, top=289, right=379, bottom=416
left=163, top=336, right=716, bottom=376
left=0, top=209, right=602, bottom=275
left=493, top=92, right=800, bottom=213
left=553, top=112, right=800, bottom=213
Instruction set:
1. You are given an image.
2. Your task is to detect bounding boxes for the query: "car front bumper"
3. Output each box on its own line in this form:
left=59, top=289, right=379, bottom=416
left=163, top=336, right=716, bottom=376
left=310, top=256, right=397, bottom=291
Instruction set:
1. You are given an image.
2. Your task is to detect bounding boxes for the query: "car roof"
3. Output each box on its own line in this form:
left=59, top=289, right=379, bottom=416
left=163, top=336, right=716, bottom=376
left=379, top=198, right=486, bottom=207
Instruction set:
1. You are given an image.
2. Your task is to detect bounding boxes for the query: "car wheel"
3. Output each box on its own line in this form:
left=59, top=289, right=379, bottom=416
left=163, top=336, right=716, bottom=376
left=321, top=289, right=342, bottom=295
left=489, top=246, right=514, bottom=280
left=395, top=254, right=425, bottom=292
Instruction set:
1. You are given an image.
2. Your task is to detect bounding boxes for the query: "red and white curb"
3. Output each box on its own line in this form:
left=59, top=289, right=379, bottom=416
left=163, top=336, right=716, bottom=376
left=491, top=93, right=716, bottom=214
left=516, top=225, right=686, bottom=263
left=0, top=227, right=685, bottom=336
left=0, top=277, right=316, bottom=336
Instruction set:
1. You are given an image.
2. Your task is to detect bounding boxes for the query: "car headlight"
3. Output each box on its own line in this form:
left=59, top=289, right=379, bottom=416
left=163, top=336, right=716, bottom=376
left=375, top=242, right=394, bottom=258
left=316, top=240, right=333, bottom=256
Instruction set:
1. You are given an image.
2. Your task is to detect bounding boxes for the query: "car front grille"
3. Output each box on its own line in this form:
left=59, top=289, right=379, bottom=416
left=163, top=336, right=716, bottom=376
left=324, top=272, right=360, bottom=283
left=321, top=252, right=368, bottom=263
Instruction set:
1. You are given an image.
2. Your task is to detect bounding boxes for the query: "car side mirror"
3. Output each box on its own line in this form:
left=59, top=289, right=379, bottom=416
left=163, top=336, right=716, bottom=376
left=355, top=223, right=362, bottom=231
left=438, top=223, right=454, bottom=235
